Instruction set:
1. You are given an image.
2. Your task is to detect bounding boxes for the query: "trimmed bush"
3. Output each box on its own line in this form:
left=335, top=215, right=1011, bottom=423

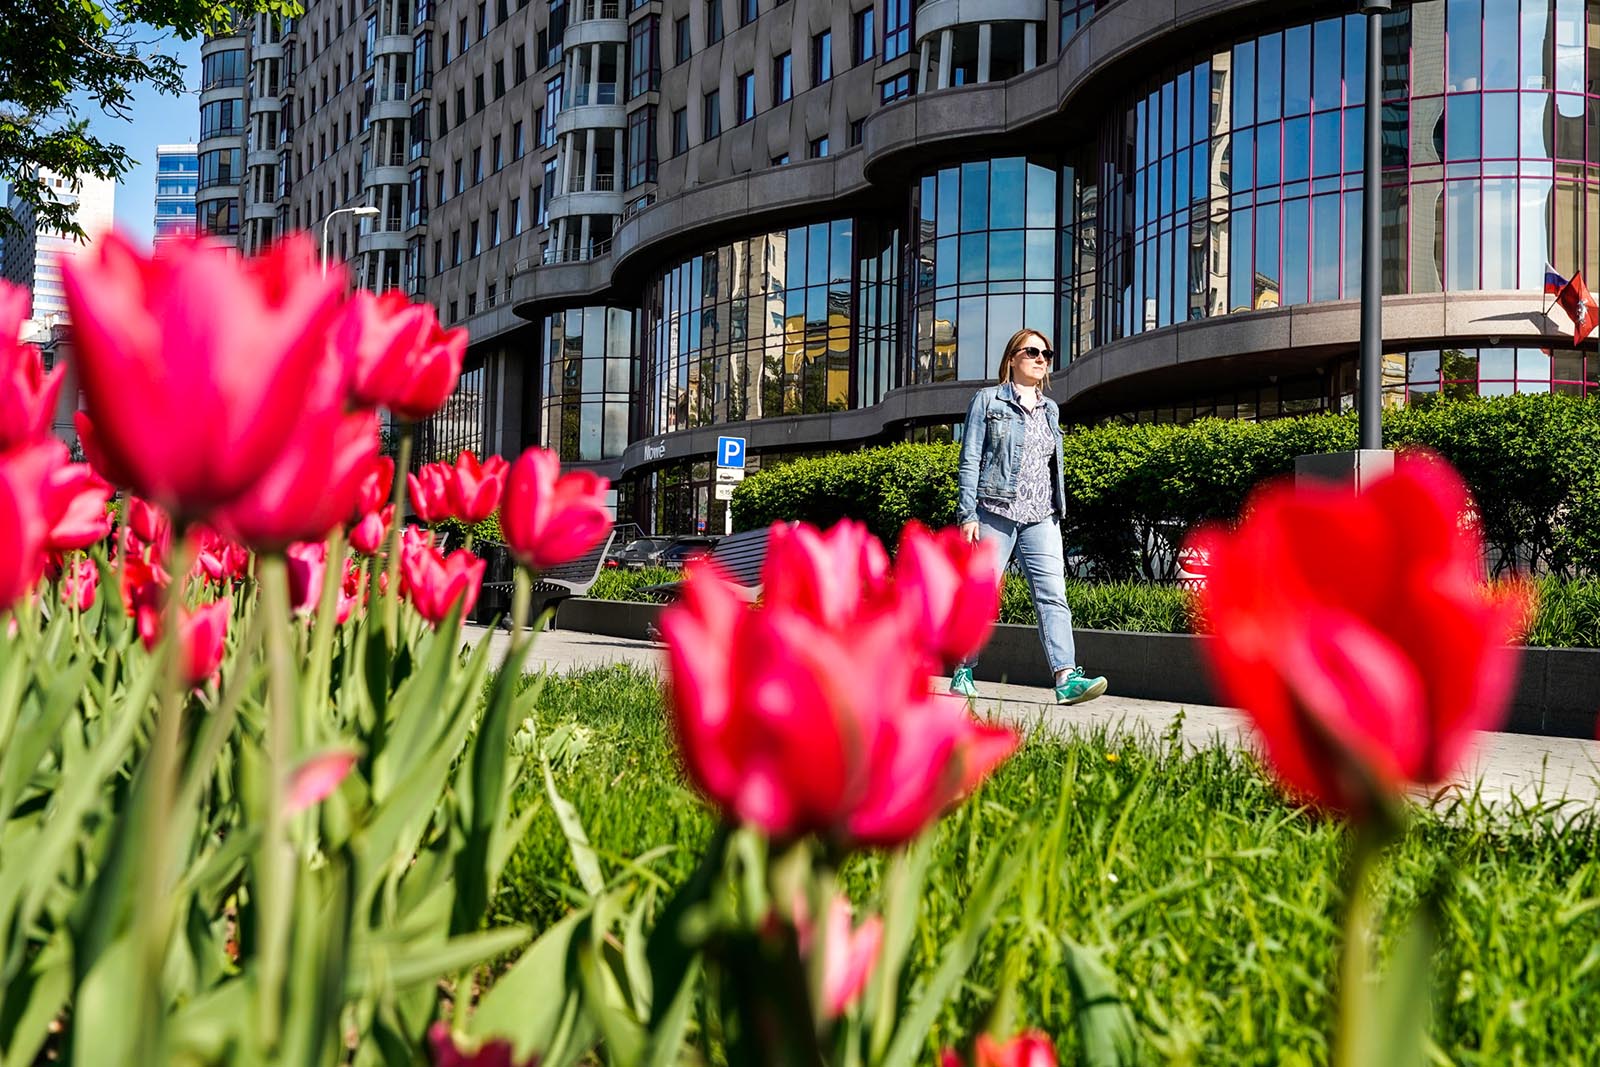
left=732, top=394, right=1600, bottom=579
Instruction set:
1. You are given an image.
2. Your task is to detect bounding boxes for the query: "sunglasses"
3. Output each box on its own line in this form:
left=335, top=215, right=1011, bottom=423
left=1013, top=346, right=1054, bottom=361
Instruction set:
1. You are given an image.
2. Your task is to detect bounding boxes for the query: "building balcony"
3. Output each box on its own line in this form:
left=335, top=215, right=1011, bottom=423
left=914, top=0, right=1045, bottom=42
left=565, top=15, right=627, bottom=47
left=375, top=33, right=411, bottom=57
left=554, top=101, right=626, bottom=138
left=244, top=200, right=277, bottom=222
left=547, top=187, right=623, bottom=222
left=369, top=97, right=412, bottom=123
left=359, top=229, right=409, bottom=253
left=252, top=39, right=284, bottom=60
left=366, top=164, right=410, bottom=187
left=247, top=147, right=277, bottom=169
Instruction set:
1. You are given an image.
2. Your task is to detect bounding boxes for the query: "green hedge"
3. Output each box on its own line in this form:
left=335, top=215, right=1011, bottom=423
left=731, top=394, right=1600, bottom=579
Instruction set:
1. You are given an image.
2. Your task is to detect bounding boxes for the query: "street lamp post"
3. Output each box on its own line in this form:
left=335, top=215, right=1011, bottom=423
left=1295, top=0, right=1394, bottom=491
left=320, top=205, right=381, bottom=275
left=1359, top=0, right=1389, bottom=452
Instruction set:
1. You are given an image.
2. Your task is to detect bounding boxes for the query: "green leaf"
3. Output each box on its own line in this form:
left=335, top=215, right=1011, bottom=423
left=879, top=826, right=1026, bottom=1067
left=471, top=908, right=594, bottom=1064
left=349, top=925, right=531, bottom=998
left=542, top=750, right=605, bottom=899
left=1061, top=938, right=1139, bottom=1067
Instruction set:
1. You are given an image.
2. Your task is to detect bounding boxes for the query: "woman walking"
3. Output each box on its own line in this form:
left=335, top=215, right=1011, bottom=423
left=949, top=328, right=1108, bottom=705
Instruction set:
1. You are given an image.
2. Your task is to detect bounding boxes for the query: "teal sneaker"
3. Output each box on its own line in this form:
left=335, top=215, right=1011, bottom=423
left=949, top=666, right=979, bottom=698
left=1055, top=666, right=1108, bottom=706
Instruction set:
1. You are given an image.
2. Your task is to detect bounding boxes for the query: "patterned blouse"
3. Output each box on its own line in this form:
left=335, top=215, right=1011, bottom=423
left=980, top=393, right=1057, bottom=524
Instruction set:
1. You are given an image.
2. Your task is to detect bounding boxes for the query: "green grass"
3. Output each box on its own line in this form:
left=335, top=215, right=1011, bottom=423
left=496, top=664, right=1600, bottom=1064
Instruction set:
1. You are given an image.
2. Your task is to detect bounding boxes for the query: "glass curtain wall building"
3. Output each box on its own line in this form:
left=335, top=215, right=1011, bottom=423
left=153, top=145, right=199, bottom=242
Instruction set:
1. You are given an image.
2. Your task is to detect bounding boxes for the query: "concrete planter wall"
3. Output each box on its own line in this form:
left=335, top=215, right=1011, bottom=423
left=553, top=600, right=1600, bottom=740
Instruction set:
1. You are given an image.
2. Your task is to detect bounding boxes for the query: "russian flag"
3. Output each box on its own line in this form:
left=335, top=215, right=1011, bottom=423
left=1546, top=262, right=1570, bottom=296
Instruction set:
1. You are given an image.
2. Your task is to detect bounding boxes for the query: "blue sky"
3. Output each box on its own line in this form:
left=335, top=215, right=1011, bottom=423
left=102, top=34, right=202, bottom=245
left=3, top=32, right=201, bottom=246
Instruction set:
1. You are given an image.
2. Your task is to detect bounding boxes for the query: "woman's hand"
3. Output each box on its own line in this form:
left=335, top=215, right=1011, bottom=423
left=961, top=521, right=981, bottom=544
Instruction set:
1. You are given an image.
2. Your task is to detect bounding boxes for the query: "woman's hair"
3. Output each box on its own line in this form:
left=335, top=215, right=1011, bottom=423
left=996, top=327, right=1053, bottom=390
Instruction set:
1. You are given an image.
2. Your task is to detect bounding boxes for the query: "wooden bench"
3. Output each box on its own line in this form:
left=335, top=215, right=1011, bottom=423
left=644, top=524, right=787, bottom=603
left=473, top=529, right=618, bottom=626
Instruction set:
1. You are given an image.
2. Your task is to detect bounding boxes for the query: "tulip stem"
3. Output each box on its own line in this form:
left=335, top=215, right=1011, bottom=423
left=1332, top=824, right=1384, bottom=1067
left=509, top=568, right=531, bottom=655
left=256, top=553, right=298, bottom=1052
left=305, top=530, right=348, bottom=733
left=383, top=424, right=414, bottom=642
left=133, top=530, right=194, bottom=1065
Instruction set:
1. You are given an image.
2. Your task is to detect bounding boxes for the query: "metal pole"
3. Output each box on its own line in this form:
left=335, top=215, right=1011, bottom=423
left=320, top=213, right=334, bottom=275
left=1359, top=1, right=1389, bottom=452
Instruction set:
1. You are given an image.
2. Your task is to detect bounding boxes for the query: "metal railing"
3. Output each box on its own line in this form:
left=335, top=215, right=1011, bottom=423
left=540, top=239, right=613, bottom=264
left=621, top=192, right=656, bottom=221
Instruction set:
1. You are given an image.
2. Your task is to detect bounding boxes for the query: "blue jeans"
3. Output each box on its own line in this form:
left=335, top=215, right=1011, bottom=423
left=964, top=508, right=1076, bottom=674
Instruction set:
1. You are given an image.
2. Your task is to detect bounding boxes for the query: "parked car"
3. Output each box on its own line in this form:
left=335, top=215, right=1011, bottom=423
left=659, top=537, right=717, bottom=569
left=607, top=537, right=673, bottom=569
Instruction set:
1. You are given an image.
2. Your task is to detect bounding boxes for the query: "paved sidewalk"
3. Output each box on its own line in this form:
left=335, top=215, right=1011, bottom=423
left=470, top=625, right=1600, bottom=810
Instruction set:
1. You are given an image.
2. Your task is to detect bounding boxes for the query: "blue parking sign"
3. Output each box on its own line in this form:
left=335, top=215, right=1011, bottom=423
left=716, top=436, right=746, bottom=469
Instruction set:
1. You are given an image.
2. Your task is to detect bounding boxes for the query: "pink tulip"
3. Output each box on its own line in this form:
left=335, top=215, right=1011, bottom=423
left=74, top=410, right=135, bottom=488
left=894, top=522, right=1002, bottom=667
left=0, top=281, right=66, bottom=452
left=353, top=454, right=395, bottom=516
left=139, top=598, right=229, bottom=687
left=793, top=894, right=883, bottom=1019
left=661, top=558, right=1019, bottom=847
left=762, top=521, right=894, bottom=630
left=194, top=527, right=251, bottom=584
left=127, top=496, right=171, bottom=551
left=349, top=504, right=394, bottom=556
left=285, top=749, right=358, bottom=815
left=499, top=448, right=613, bottom=572
left=427, top=1022, right=535, bottom=1067
left=61, top=231, right=346, bottom=520
left=285, top=541, right=329, bottom=615
left=41, top=454, right=114, bottom=553
left=400, top=537, right=485, bottom=624
left=122, top=553, right=169, bottom=642
left=62, top=556, right=99, bottom=611
left=0, top=443, right=55, bottom=612
left=408, top=462, right=453, bottom=524
left=338, top=289, right=466, bottom=421
left=211, top=355, right=380, bottom=552
left=444, top=451, right=508, bottom=525
left=973, top=1032, right=1058, bottom=1067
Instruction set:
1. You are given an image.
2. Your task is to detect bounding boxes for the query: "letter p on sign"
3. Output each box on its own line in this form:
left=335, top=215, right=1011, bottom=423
left=716, top=436, right=746, bottom=469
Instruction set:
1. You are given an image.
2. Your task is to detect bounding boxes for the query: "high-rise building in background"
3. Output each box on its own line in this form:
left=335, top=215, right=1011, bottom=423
left=0, top=169, right=116, bottom=323
left=197, top=29, right=248, bottom=241
left=153, top=144, right=200, bottom=241
left=200, top=0, right=1600, bottom=536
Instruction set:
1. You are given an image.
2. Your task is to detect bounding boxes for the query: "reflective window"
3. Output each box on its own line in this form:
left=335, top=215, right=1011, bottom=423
left=908, top=157, right=1060, bottom=383
left=1099, top=0, right=1600, bottom=343
left=640, top=217, right=899, bottom=435
left=417, top=365, right=486, bottom=465
left=542, top=308, right=636, bottom=461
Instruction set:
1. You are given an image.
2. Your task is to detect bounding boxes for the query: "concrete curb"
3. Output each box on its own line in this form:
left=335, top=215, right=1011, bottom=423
left=553, top=600, right=1600, bottom=740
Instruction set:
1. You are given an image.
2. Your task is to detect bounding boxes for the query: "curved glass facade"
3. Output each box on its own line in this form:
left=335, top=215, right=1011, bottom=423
left=198, top=148, right=242, bottom=190
left=908, top=157, right=1061, bottom=383
left=641, top=220, right=853, bottom=435
left=200, top=49, right=247, bottom=90
left=541, top=307, right=635, bottom=461
left=1100, top=0, right=1600, bottom=341
left=1390, top=343, right=1600, bottom=401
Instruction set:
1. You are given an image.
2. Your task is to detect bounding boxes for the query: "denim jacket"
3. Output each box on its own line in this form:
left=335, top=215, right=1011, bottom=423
left=955, top=382, right=1067, bottom=525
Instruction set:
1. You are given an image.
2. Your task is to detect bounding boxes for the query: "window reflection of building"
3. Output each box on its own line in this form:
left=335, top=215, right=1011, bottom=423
left=641, top=218, right=889, bottom=436
left=541, top=307, right=634, bottom=462
left=908, top=157, right=1061, bottom=383
left=1103, top=1, right=1600, bottom=341
left=416, top=364, right=486, bottom=465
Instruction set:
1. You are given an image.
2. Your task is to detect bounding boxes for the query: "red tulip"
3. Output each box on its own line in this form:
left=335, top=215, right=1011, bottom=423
left=285, top=750, right=358, bottom=815
left=138, top=596, right=229, bottom=687
left=499, top=448, right=612, bottom=572
left=62, top=556, right=99, bottom=611
left=41, top=454, right=114, bottom=552
left=660, top=557, right=1019, bottom=847
left=285, top=541, right=329, bottom=615
left=211, top=356, right=380, bottom=552
left=1189, top=455, right=1525, bottom=816
left=354, top=454, right=395, bottom=516
left=894, top=522, right=1002, bottom=666
left=340, top=559, right=365, bottom=619
left=194, top=527, right=251, bottom=583
left=338, top=289, right=466, bottom=421
left=400, top=536, right=485, bottom=624
left=122, top=552, right=169, bottom=641
left=792, top=894, right=883, bottom=1019
left=762, top=521, right=893, bottom=630
left=408, top=463, right=453, bottom=525
left=0, top=281, right=66, bottom=451
left=74, top=411, right=134, bottom=487
left=444, top=451, right=508, bottom=525
left=945, top=1032, right=1056, bottom=1067
left=427, top=1022, right=535, bottom=1067
left=61, top=231, right=346, bottom=520
left=350, top=504, right=394, bottom=556
left=0, top=443, right=56, bottom=612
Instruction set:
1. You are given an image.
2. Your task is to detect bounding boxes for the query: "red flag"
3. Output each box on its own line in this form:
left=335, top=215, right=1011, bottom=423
left=1556, top=271, right=1600, bottom=345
